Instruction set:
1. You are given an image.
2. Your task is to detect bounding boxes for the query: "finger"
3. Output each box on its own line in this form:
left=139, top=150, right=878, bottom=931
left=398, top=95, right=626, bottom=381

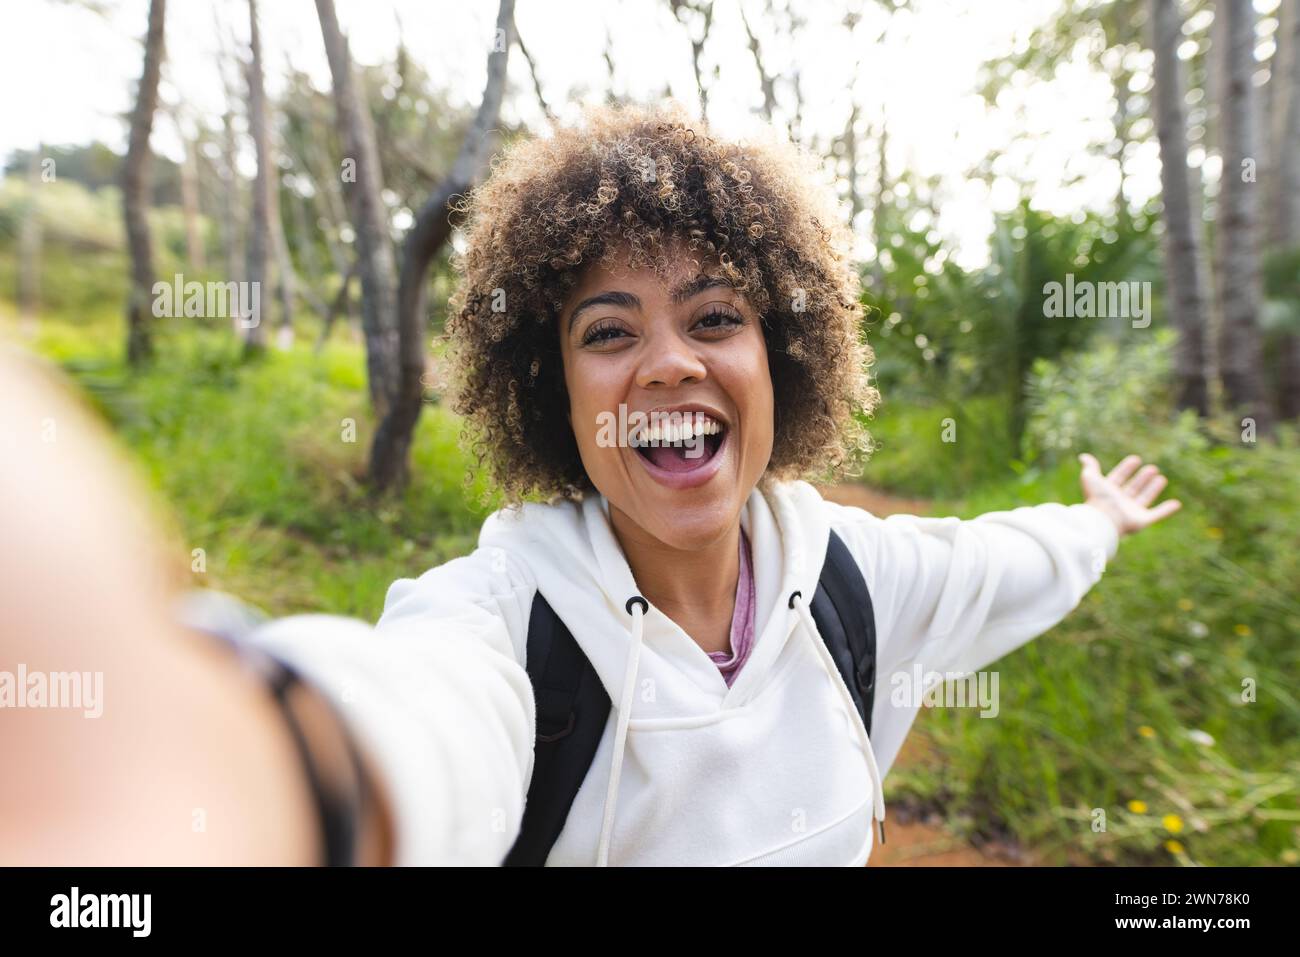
left=1124, top=463, right=1160, bottom=497
left=1107, top=454, right=1142, bottom=485
left=1134, top=473, right=1168, bottom=507
left=1144, top=498, right=1182, bottom=525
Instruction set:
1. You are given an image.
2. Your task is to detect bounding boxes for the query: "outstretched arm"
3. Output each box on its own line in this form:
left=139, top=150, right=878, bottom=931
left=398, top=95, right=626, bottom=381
left=0, top=349, right=392, bottom=865
left=828, top=451, right=1181, bottom=778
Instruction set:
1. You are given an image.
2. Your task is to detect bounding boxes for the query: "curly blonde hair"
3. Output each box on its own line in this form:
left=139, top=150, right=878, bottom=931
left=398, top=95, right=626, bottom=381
left=443, top=102, right=878, bottom=504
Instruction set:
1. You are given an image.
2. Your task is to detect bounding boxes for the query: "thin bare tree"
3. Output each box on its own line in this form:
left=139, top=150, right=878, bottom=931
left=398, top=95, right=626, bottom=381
left=516, top=22, right=555, bottom=123
left=373, top=0, right=515, bottom=490
left=1150, top=0, right=1210, bottom=415
left=1268, top=0, right=1300, bottom=419
left=669, top=0, right=716, bottom=116
left=244, top=0, right=272, bottom=351
left=740, top=4, right=777, bottom=122
left=316, top=0, right=401, bottom=417
left=1214, top=0, right=1269, bottom=428
left=213, top=7, right=246, bottom=334
left=167, top=101, right=206, bottom=271
left=122, top=0, right=166, bottom=364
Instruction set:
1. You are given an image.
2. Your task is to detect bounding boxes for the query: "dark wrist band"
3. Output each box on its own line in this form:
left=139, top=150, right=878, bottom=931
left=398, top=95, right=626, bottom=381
left=178, top=597, right=371, bottom=867
left=264, top=658, right=366, bottom=867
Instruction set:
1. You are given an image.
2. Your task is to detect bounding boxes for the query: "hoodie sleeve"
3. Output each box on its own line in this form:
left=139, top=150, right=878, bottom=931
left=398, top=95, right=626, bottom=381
left=232, top=545, right=538, bottom=866
left=825, top=499, right=1120, bottom=776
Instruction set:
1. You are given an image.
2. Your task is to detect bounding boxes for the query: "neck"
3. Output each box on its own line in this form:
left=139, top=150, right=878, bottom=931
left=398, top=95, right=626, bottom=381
left=607, top=504, right=741, bottom=647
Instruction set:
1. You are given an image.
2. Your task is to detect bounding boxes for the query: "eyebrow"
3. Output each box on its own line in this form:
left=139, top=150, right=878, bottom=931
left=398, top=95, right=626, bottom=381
left=566, top=276, right=737, bottom=332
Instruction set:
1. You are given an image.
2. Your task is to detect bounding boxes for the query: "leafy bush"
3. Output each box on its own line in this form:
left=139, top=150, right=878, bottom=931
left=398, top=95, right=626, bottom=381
left=857, top=394, right=1016, bottom=498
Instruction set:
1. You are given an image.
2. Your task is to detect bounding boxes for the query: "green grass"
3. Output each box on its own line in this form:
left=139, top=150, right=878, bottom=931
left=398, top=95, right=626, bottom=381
left=884, top=437, right=1300, bottom=866
left=16, top=315, right=496, bottom=621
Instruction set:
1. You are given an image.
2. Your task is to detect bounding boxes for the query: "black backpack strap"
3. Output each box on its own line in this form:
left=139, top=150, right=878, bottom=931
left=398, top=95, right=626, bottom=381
left=809, top=529, right=877, bottom=738
left=503, top=591, right=611, bottom=866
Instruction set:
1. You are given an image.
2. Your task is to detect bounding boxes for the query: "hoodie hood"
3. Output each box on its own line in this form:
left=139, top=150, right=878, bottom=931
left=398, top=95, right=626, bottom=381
left=479, top=478, right=885, bottom=865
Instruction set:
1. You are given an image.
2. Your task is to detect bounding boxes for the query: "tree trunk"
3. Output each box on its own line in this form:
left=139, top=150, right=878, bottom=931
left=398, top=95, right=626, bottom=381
left=670, top=0, right=715, bottom=117
left=842, top=100, right=860, bottom=228
left=214, top=6, right=246, bottom=335
left=177, top=114, right=206, bottom=271
left=315, top=0, right=401, bottom=418
left=1269, top=0, right=1300, bottom=419
left=244, top=0, right=271, bottom=351
left=1114, top=67, right=1132, bottom=232
left=370, top=0, right=515, bottom=491
left=220, top=106, right=245, bottom=335
left=1150, top=0, right=1210, bottom=415
left=270, top=171, right=296, bottom=348
left=871, top=119, right=888, bottom=293
left=1215, top=0, right=1270, bottom=428
left=122, top=0, right=166, bottom=365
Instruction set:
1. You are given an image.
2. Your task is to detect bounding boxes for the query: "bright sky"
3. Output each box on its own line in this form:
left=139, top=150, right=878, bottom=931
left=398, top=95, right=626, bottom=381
left=1, top=0, right=1161, bottom=269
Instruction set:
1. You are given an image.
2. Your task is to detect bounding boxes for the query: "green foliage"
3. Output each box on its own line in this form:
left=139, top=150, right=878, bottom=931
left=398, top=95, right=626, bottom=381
left=859, top=395, right=1016, bottom=498
left=1261, top=245, right=1300, bottom=337
left=865, top=196, right=1160, bottom=452
left=0, top=176, right=126, bottom=254
left=1022, top=327, right=1190, bottom=465
left=889, top=335, right=1300, bottom=866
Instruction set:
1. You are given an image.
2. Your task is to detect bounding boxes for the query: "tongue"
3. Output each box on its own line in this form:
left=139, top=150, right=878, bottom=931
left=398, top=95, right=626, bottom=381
left=644, top=442, right=709, bottom=472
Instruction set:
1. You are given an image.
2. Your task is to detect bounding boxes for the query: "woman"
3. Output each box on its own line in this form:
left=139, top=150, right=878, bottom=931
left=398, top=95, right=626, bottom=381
left=0, top=104, right=1179, bottom=867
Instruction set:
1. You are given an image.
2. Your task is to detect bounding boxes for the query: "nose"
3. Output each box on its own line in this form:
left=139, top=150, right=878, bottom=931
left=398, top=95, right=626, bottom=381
left=634, top=328, right=707, bottom=389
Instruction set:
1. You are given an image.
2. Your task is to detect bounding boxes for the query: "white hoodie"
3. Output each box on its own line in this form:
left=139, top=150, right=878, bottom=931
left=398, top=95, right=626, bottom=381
left=239, top=478, right=1119, bottom=866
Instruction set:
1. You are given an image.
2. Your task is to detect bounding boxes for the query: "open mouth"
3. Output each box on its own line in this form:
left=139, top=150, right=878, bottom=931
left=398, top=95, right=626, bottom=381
left=629, top=414, right=727, bottom=477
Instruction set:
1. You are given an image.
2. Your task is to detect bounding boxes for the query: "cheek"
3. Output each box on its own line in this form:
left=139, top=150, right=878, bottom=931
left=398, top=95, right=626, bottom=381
left=720, top=331, right=774, bottom=429
left=562, top=353, right=623, bottom=462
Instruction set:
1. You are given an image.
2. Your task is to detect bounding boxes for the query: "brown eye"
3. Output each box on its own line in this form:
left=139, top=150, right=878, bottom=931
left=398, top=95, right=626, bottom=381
left=694, top=305, right=744, bottom=332
left=582, top=320, right=628, bottom=346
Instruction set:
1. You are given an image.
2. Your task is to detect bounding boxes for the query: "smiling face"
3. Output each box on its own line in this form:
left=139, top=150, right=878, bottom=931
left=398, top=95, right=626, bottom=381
left=558, top=241, right=775, bottom=552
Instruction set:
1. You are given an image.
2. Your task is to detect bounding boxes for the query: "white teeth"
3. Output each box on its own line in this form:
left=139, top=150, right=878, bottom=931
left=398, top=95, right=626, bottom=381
left=632, top=414, right=725, bottom=445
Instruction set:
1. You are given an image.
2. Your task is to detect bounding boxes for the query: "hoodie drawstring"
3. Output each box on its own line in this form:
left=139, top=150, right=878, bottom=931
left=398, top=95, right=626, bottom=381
left=789, top=590, right=887, bottom=847
left=597, top=591, right=884, bottom=865
left=597, top=595, right=648, bottom=866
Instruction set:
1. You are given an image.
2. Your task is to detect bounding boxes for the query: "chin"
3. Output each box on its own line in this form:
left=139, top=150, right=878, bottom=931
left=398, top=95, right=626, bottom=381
left=640, top=502, right=737, bottom=551
left=618, top=467, right=751, bottom=548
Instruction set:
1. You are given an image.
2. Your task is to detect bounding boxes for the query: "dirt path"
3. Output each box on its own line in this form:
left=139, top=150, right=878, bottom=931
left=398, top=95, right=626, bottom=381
left=814, top=482, right=933, bottom=518
left=818, top=482, right=1035, bottom=867
left=862, top=732, right=1037, bottom=867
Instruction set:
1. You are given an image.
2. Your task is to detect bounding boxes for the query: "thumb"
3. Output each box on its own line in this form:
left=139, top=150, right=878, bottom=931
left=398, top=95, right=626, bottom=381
left=1078, top=452, right=1104, bottom=495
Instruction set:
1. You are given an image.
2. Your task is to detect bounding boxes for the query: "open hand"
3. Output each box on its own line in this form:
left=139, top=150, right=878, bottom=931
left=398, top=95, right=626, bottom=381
left=1078, top=453, right=1182, bottom=538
